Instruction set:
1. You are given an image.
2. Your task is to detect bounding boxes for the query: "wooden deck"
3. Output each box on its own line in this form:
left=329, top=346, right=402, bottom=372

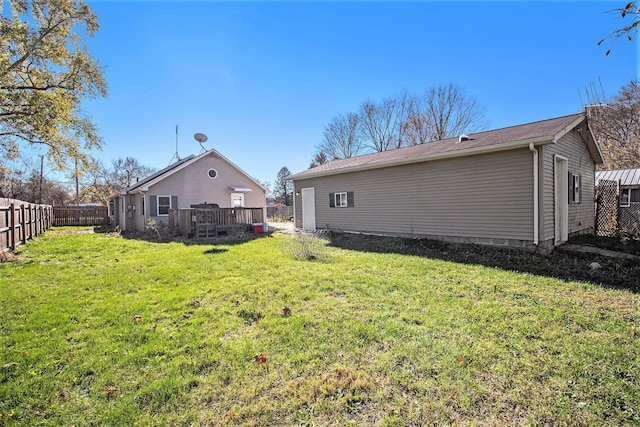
left=174, top=207, right=264, bottom=238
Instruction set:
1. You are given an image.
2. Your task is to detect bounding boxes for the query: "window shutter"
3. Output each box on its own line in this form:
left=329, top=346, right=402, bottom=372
left=329, top=193, right=335, bottom=207
left=150, top=196, right=157, bottom=216
left=171, top=196, right=178, bottom=210
left=568, top=171, right=573, bottom=204
left=347, top=191, right=355, bottom=207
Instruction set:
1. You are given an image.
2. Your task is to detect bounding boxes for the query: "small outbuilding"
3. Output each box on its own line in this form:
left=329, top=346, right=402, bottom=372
left=596, top=168, right=640, bottom=236
left=288, top=113, right=604, bottom=252
left=109, top=149, right=267, bottom=233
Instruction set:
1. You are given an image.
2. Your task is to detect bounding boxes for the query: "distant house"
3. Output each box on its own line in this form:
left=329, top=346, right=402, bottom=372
left=289, top=113, right=604, bottom=252
left=596, top=168, right=640, bottom=235
left=109, top=149, right=267, bottom=232
left=596, top=168, right=640, bottom=207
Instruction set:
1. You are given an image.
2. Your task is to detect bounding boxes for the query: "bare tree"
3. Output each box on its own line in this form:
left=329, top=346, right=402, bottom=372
left=359, top=94, right=413, bottom=152
left=0, top=160, right=70, bottom=204
left=406, top=83, right=487, bottom=144
left=110, top=157, right=155, bottom=190
left=599, top=2, right=639, bottom=55
left=317, top=113, right=365, bottom=160
left=588, top=79, right=640, bottom=169
left=81, top=157, right=155, bottom=204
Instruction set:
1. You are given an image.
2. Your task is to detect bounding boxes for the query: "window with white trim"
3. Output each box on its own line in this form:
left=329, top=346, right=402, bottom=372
left=571, top=173, right=581, bottom=203
left=329, top=191, right=354, bottom=208
left=335, top=192, right=348, bottom=207
left=157, top=196, right=171, bottom=216
left=207, top=168, right=218, bottom=179
left=621, top=189, right=631, bottom=207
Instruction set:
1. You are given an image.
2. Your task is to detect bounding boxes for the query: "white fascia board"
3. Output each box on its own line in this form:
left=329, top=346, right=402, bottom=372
left=552, top=115, right=585, bottom=143
left=584, top=121, right=605, bottom=165
left=291, top=137, right=553, bottom=181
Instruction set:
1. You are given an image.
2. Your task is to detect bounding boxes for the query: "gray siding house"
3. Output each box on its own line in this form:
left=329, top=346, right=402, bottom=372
left=109, top=149, right=267, bottom=231
left=289, top=113, right=604, bottom=252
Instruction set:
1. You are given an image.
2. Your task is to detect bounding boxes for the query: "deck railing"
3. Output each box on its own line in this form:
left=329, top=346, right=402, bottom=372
left=174, top=207, right=264, bottom=238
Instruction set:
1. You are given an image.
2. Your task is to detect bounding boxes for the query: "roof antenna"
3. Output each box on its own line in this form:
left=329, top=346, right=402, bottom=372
left=194, top=132, right=208, bottom=154
left=169, top=125, right=181, bottom=165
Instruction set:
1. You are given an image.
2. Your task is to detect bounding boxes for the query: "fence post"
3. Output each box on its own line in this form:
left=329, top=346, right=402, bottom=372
left=30, top=204, right=35, bottom=239
left=20, top=204, right=26, bottom=245
left=9, top=203, right=16, bottom=250
left=38, top=205, right=43, bottom=236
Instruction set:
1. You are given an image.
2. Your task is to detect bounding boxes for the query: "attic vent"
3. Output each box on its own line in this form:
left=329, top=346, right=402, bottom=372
left=458, top=134, right=470, bottom=143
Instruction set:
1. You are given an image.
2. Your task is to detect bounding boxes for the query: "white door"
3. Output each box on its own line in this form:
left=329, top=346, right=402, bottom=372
left=554, top=156, right=568, bottom=244
left=230, top=193, right=244, bottom=208
left=301, top=187, right=316, bottom=231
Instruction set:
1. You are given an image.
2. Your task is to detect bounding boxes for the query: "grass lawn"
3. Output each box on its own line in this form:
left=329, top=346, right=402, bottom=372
left=0, top=227, right=639, bottom=426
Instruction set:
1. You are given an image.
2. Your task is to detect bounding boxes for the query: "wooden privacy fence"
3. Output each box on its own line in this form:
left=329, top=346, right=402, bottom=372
left=267, top=205, right=293, bottom=219
left=0, top=199, right=53, bottom=252
left=53, top=206, right=109, bottom=226
left=171, top=207, right=264, bottom=238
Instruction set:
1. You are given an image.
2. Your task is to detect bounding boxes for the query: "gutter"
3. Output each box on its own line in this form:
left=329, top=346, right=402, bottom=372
left=529, top=143, right=539, bottom=245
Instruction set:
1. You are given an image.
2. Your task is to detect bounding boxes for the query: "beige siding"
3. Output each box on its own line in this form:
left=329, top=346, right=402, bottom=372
left=132, top=152, right=265, bottom=230
left=540, top=129, right=596, bottom=244
left=294, top=148, right=535, bottom=243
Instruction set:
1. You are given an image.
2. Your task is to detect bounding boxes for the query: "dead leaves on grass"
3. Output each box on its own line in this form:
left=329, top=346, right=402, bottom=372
left=253, top=352, right=267, bottom=368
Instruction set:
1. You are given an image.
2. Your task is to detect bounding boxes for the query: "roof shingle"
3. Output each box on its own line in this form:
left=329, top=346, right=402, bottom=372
left=289, top=113, right=586, bottom=180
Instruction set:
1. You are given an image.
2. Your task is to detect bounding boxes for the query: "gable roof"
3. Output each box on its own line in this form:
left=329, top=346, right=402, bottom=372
left=123, top=155, right=195, bottom=194
left=596, top=168, right=640, bottom=186
left=120, top=149, right=267, bottom=195
left=289, top=113, right=603, bottom=180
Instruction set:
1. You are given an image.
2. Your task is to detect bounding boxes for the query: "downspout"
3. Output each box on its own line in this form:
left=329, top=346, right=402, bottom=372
left=529, top=143, right=539, bottom=245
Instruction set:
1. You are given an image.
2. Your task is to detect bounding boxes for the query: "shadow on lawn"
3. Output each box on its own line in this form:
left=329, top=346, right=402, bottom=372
left=114, top=229, right=262, bottom=247
left=328, top=233, right=640, bottom=293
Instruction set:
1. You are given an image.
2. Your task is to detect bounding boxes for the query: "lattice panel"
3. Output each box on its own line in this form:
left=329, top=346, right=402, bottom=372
left=595, top=180, right=619, bottom=237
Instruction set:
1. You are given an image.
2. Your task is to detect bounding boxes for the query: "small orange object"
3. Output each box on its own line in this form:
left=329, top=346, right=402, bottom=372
left=254, top=352, right=267, bottom=366
left=104, top=386, right=115, bottom=395
left=457, top=356, right=465, bottom=365
left=133, top=315, right=142, bottom=323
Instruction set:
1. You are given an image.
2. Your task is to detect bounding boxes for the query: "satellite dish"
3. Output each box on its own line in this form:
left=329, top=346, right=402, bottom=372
left=194, top=133, right=208, bottom=143
left=194, top=132, right=208, bottom=153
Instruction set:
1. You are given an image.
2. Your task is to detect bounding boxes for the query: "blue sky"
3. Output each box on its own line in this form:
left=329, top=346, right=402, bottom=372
left=80, top=0, right=637, bottom=187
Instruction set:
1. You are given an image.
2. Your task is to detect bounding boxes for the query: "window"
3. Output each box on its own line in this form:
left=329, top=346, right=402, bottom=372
left=632, top=189, right=640, bottom=203
left=335, top=192, right=347, bottom=207
left=622, top=189, right=631, bottom=207
left=141, top=196, right=145, bottom=216
left=108, top=200, right=114, bottom=216
left=207, top=168, right=218, bottom=179
left=570, top=173, right=581, bottom=204
left=157, top=196, right=171, bottom=215
left=329, top=191, right=354, bottom=208
left=231, top=193, right=244, bottom=208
